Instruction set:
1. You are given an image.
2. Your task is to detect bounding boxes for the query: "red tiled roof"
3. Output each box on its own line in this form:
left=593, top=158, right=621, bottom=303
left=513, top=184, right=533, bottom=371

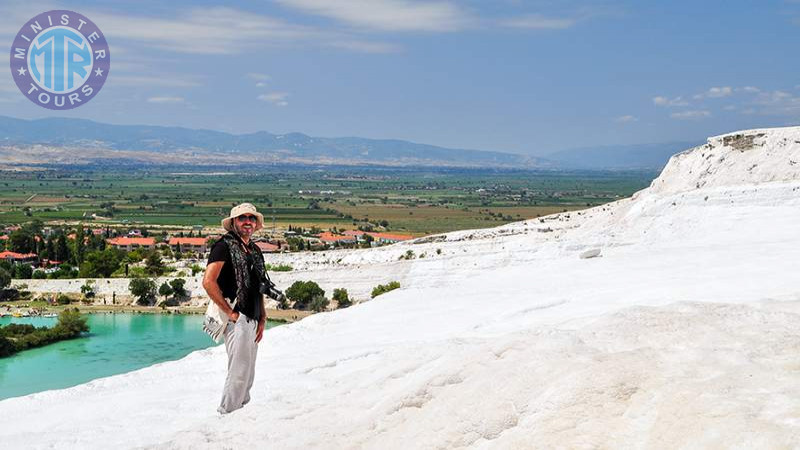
left=318, top=232, right=356, bottom=243
left=343, top=230, right=366, bottom=236
left=0, top=251, right=37, bottom=259
left=107, top=237, right=156, bottom=246
left=169, top=237, right=207, bottom=246
left=255, top=241, right=280, bottom=252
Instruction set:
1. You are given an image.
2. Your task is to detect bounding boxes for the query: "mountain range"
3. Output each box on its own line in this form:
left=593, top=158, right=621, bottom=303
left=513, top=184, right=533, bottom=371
left=0, top=115, right=691, bottom=170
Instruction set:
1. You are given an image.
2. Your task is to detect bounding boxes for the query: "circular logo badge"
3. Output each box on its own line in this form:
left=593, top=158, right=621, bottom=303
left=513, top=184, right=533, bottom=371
left=9, top=10, right=110, bottom=110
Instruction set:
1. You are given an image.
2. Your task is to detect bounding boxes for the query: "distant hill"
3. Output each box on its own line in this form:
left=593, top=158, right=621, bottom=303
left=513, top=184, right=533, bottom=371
left=0, top=116, right=548, bottom=169
left=546, top=141, right=701, bottom=170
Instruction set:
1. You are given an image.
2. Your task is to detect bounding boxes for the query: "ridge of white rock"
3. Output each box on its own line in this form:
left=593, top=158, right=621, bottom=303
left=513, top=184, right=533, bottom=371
left=2, top=127, right=799, bottom=449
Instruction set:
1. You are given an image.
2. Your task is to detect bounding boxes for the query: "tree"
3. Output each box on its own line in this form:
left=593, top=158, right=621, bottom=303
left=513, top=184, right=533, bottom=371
left=332, top=288, right=352, bottom=308
left=145, top=252, right=166, bottom=276
left=129, top=277, right=157, bottom=305
left=285, top=280, right=325, bottom=310
left=158, top=282, right=174, bottom=302
left=79, top=248, right=122, bottom=278
left=44, top=237, right=55, bottom=259
left=310, top=295, right=329, bottom=312
left=55, top=234, right=71, bottom=262
left=13, top=264, right=33, bottom=279
left=0, top=267, right=10, bottom=290
left=169, top=278, right=187, bottom=299
left=73, top=227, right=87, bottom=265
left=9, top=229, right=34, bottom=253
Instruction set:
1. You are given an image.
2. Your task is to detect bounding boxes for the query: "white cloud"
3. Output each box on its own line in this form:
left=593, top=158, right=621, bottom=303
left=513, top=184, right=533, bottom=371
left=738, top=86, right=761, bottom=94
left=693, top=86, right=733, bottom=99
left=88, top=8, right=320, bottom=55
left=653, top=96, right=689, bottom=107
left=274, top=0, right=472, bottom=32
left=615, top=115, right=638, bottom=123
left=670, top=110, right=711, bottom=120
left=40, top=7, right=394, bottom=56
left=258, top=92, right=290, bottom=106
left=746, top=90, right=800, bottom=116
left=500, top=14, right=577, bottom=30
left=147, top=96, right=186, bottom=104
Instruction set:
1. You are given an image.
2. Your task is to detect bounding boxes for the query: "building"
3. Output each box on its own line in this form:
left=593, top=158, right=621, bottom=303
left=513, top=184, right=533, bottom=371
left=106, top=237, right=156, bottom=252
left=255, top=241, right=281, bottom=253
left=168, top=237, right=208, bottom=255
left=0, top=251, right=38, bottom=264
left=318, top=232, right=357, bottom=246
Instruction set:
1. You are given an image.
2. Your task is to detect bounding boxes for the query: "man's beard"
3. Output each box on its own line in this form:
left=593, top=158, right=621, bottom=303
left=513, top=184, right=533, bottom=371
left=234, top=222, right=255, bottom=238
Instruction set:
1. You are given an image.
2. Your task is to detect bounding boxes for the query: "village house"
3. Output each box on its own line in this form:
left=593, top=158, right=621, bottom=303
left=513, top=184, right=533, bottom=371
left=168, top=237, right=208, bottom=255
left=318, top=232, right=357, bottom=247
left=0, top=250, right=38, bottom=264
left=255, top=241, right=282, bottom=253
left=106, top=237, right=156, bottom=252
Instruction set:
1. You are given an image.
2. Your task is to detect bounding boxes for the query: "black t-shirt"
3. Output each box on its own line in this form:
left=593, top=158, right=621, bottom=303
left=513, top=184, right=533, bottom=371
left=207, top=239, right=263, bottom=322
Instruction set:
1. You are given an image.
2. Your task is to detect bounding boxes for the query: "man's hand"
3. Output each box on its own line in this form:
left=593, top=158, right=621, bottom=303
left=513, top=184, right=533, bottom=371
left=229, top=311, right=240, bottom=322
left=255, top=321, right=265, bottom=343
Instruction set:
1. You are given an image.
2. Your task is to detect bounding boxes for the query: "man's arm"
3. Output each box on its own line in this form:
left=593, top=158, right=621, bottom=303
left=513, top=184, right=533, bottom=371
left=256, top=308, right=266, bottom=343
left=202, top=261, right=239, bottom=322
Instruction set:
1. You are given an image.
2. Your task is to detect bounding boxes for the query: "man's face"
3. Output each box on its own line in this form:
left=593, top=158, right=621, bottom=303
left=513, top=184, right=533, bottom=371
left=234, top=214, right=258, bottom=237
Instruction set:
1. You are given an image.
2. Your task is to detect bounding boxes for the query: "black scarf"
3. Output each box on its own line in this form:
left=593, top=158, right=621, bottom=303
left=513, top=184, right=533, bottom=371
left=222, top=231, right=266, bottom=308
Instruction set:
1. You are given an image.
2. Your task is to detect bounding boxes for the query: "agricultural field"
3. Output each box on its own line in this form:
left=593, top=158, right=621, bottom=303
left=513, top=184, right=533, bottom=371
left=0, top=166, right=657, bottom=235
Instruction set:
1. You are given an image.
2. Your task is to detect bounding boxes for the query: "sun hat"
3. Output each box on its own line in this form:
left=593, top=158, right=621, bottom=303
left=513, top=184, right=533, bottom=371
left=222, top=203, right=264, bottom=232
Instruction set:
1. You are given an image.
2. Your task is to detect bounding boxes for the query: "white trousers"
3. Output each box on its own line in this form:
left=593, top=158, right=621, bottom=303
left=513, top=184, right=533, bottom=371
left=218, top=315, right=258, bottom=414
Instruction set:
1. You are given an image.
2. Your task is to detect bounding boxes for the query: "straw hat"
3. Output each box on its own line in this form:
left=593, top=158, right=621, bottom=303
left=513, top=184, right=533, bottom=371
left=222, top=203, right=264, bottom=232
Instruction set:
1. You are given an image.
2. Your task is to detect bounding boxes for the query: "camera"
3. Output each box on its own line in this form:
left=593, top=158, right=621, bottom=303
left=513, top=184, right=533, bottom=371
left=260, top=274, right=285, bottom=302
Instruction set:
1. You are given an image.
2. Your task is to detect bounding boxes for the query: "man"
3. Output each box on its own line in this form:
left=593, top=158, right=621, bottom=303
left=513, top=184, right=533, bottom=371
left=203, top=203, right=268, bottom=414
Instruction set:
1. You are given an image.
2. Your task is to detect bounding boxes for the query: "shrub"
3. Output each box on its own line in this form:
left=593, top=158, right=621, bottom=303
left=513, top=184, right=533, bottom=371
left=285, top=281, right=325, bottom=310
left=310, top=295, right=330, bottom=312
left=0, top=267, right=10, bottom=289
left=265, top=264, right=293, bottom=272
left=56, top=294, right=71, bottom=305
left=0, top=336, right=15, bottom=357
left=332, top=288, right=352, bottom=308
left=80, top=280, right=96, bottom=299
left=14, top=264, right=33, bottom=279
left=399, top=250, right=415, bottom=260
left=54, top=308, right=89, bottom=337
left=371, top=281, right=401, bottom=298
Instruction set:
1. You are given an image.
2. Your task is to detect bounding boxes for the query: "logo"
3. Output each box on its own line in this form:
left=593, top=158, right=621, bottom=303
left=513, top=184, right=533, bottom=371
left=10, top=10, right=110, bottom=110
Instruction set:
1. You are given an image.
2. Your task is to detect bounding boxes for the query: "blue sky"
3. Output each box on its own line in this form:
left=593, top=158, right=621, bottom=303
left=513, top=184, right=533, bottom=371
left=2, top=0, right=800, bottom=155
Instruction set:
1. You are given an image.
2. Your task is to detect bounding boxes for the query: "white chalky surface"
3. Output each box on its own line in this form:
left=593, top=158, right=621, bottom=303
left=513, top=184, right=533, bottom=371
left=2, top=127, right=800, bottom=449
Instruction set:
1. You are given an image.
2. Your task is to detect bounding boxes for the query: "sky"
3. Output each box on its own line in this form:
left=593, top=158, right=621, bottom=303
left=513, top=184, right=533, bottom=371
left=1, top=0, right=800, bottom=156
